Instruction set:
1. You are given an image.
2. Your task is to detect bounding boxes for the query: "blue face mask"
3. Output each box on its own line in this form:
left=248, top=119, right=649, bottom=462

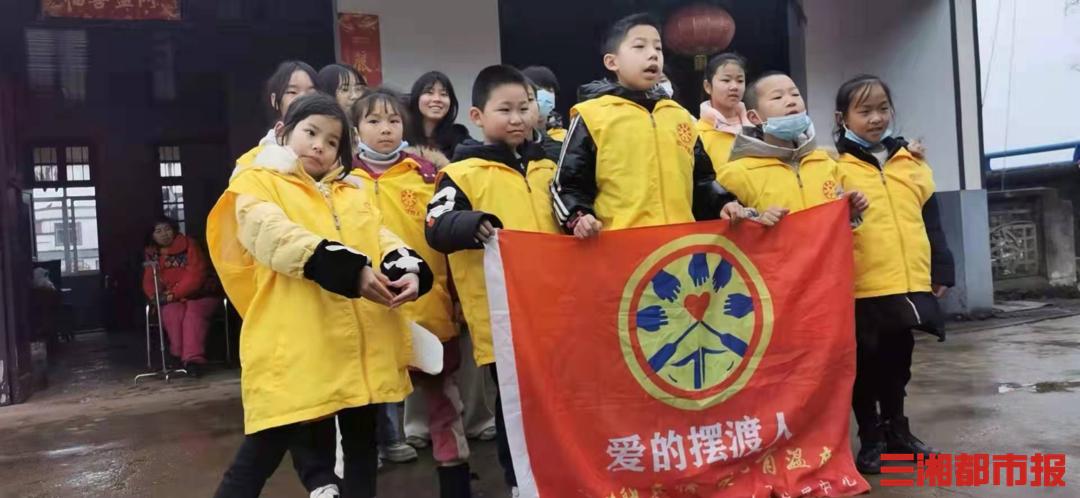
left=762, top=112, right=812, bottom=142
left=536, top=89, right=556, bottom=118
left=358, top=139, right=409, bottom=162
left=843, top=124, right=894, bottom=148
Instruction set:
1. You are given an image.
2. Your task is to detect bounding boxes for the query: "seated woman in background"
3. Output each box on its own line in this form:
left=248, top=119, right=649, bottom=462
left=142, top=216, right=217, bottom=377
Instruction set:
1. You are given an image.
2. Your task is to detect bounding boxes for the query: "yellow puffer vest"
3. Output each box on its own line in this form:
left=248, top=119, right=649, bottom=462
left=837, top=148, right=936, bottom=298
left=207, top=145, right=412, bottom=434
left=441, top=157, right=560, bottom=365
left=351, top=157, right=455, bottom=342
left=571, top=95, right=698, bottom=229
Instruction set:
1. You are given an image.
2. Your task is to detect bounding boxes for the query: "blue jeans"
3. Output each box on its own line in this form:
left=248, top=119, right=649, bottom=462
left=375, top=402, right=404, bottom=447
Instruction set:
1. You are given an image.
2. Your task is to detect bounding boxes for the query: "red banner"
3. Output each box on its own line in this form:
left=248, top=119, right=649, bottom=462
left=41, top=0, right=180, bottom=20
left=484, top=201, right=871, bottom=497
left=337, top=13, right=383, bottom=87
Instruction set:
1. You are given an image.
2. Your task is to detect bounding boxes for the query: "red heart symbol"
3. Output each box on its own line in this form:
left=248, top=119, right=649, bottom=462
left=684, top=292, right=711, bottom=322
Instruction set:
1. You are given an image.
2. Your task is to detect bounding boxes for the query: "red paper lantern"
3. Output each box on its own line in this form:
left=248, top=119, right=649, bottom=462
left=664, top=3, right=737, bottom=70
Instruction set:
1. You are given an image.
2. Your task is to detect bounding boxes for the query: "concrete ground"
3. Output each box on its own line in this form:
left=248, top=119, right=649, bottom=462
left=1, top=311, right=1079, bottom=497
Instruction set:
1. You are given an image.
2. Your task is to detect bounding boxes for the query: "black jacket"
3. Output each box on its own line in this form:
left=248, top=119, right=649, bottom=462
left=534, top=129, right=562, bottom=163
left=424, top=140, right=547, bottom=254
left=551, top=79, right=736, bottom=230
left=417, top=124, right=472, bottom=159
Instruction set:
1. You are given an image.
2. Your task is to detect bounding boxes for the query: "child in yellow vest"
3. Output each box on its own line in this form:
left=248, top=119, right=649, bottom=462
left=425, top=64, right=561, bottom=494
left=716, top=71, right=869, bottom=224
left=348, top=88, right=473, bottom=498
left=697, top=52, right=751, bottom=170
left=832, top=75, right=955, bottom=475
left=252, top=60, right=345, bottom=498
left=552, top=13, right=746, bottom=239
left=207, top=93, right=432, bottom=498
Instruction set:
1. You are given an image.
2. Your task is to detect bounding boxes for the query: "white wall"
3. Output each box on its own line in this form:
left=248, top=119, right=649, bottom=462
left=335, top=0, right=501, bottom=134
left=802, top=0, right=975, bottom=192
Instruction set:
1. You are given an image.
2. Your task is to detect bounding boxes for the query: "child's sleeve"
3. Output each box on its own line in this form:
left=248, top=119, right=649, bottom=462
left=379, top=226, right=434, bottom=298
left=234, top=193, right=370, bottom=299
left=550, top=115, right=599, bottom=230
left=692, top=138, right=739, bottom=220
left=425, top=172, right=502, bottom=254
left=922, top=194, right=956, bottom=287
left=715, top=160, right=753, bottom=208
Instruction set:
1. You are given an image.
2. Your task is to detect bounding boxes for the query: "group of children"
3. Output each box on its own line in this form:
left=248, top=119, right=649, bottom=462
left=204, top=11, right=954, bottom=498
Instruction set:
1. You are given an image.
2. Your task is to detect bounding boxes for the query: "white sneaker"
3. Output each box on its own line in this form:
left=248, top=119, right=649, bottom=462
left=404, top=435, right=431, bottom=449
left=310, top=484, right=340, bottom=498
left=378, top=442, right=418, bottom=463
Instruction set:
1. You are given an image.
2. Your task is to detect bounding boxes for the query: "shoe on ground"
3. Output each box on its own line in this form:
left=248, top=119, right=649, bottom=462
left=885, top=416, right=938, bottom=456
left=474, top=426, right=497, bottom=442
left=183, top=362, right=201, bottom=378
left=379, top=442, right=418, bottom=463
left=405, top=435, right=431, bottom=449
left=310, top=484, right=340, bottom=498
left=856, top=440, right=887, bottom=475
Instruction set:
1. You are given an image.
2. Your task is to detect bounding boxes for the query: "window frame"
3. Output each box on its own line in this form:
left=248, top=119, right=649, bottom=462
left=26, top=142, right=101, bottom=276
left=156, top=144, right=186, bottom=232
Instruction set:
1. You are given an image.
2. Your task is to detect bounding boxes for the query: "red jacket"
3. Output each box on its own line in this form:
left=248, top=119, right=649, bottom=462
left=142, top=234, right=210, bottom=301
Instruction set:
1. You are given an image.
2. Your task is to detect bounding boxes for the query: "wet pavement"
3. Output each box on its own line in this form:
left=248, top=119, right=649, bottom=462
left=1, top=312, right=1079, bottom=497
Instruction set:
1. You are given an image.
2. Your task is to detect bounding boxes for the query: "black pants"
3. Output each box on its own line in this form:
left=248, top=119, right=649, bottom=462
left=852, top=296, right=917, bottom=441
left=490, top=365, right=517, bottom=488
left=290, top=418, right=338, bottom=491
left=214, top=406, right=379, bottom=498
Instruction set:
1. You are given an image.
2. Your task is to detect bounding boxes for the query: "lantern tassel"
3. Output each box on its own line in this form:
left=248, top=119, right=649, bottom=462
left=694, top=54, right=707, bottom=71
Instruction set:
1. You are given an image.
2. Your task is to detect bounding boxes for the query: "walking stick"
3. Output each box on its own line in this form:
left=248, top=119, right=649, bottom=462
left=135, top=260, right=188, bottom=383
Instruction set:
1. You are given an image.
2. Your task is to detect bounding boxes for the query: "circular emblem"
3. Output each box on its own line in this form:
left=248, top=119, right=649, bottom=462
left=676, top=123, right=694, bottom=151
left=400, top=189, right=421, bottom=217
left=618, top=234, right=773, bottom=410
left=822, top=180, right=839, bottom=200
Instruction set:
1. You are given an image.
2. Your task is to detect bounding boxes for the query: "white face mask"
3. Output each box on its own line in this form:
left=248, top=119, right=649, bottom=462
left=658, top=81, right=674, bottom=97
left=358, top=140, right=409, bottom=162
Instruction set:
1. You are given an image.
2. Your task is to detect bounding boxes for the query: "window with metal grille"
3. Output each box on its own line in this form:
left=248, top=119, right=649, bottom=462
left=158, top=145, right=185, bottom=231
left=151, top=32, right=176, bottom=101
left=25, top=28, right=88, bottom=102
left=29, top=145, right=100, bottom=274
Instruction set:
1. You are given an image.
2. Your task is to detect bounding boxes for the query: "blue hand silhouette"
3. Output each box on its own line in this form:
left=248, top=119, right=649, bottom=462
left=712, top=259, right=733, bottom=291
left=689, top=253, right=709, bottom=286
left=724, top=293, right=754, bottom=319
left=636, top=305, right=669, bottom=332
left=651, top=270, right=681, bottom=303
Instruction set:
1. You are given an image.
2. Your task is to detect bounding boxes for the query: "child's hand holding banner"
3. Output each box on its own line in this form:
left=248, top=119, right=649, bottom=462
left=484, top=201, right=871, bottom=498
